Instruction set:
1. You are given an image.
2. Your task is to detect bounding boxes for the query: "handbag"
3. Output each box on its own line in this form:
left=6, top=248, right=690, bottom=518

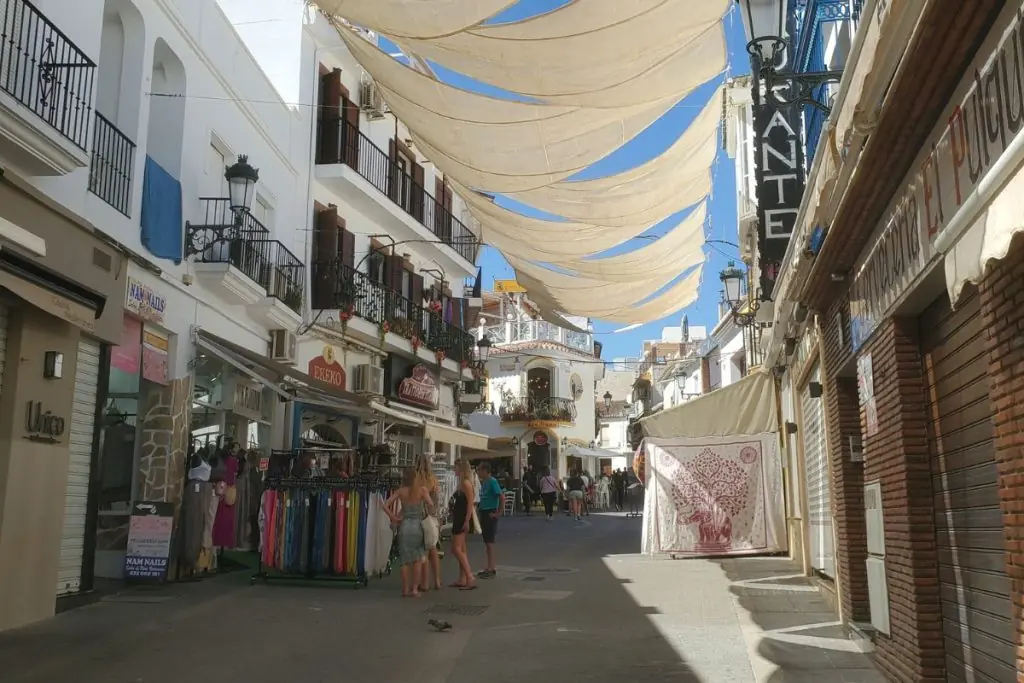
left=223, top=484, right=238, bottom=507
left=422, top=515, right=440, bottom=547
left=468, top=506, right=482, bottom=535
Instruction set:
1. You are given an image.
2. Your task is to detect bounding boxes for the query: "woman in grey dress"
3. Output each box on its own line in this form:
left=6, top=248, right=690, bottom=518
left=382, top=468, right=434, bottom=598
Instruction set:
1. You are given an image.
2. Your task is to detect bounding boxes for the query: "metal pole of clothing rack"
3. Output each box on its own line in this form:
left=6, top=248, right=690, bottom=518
left=625, top=483, right=644, bottom=518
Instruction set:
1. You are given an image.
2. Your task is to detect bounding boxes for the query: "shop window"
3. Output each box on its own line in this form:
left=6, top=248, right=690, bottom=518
left=98, top=397, right=138, bottom=513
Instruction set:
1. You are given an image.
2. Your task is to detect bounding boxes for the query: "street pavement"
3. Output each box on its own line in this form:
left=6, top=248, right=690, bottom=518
left=0, top=511, right=884, bottom=683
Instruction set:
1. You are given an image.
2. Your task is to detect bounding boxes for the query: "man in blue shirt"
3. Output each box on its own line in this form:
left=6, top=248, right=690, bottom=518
left=476, top=462, right=504, bottom=578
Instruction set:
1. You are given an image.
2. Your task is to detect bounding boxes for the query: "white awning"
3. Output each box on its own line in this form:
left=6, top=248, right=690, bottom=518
left=640, top=371, right=777, bottom=439
left=423, top=422, right=489, bottom=450
left=565, top=445, right=627, bottom=460
left=941, top=150, right=1024, bottom=305
left=369, top=400, right=425, bottom=427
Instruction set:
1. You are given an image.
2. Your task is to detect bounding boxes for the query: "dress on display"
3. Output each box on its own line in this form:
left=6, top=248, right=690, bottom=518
left=233, top=457, right=252, bottom=550
left=180, top=458, right=213, bottom=570
left=212, top=454, right=238, bottom=548
left=398, top=500, right=427, bottom=566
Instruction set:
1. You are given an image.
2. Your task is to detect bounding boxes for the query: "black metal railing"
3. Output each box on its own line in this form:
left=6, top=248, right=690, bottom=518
left=88, top=113, right=135, bottom=215
left=185, top=198, right=274, bottom=295
left=310, top=260, right=475, bottom=364
left=499, top=396, right=577, bottom=424
left=252, top=239, right=305, bottom=314
left=0, top=0, right=96, bottom=148
left=317, top=117, right=479, bottom=263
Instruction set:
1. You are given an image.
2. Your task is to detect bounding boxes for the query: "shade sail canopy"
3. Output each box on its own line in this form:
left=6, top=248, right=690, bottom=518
left=339, top=28, right=680, bottom=193
left=424, top=422, right=490, bottom=450
left=393, top=0, right=728, bottom=107
left=319, top=0, right=515, bottom=39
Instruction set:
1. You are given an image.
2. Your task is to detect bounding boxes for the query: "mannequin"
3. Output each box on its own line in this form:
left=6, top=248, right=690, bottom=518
left=180, top=445, right=213, bottom=579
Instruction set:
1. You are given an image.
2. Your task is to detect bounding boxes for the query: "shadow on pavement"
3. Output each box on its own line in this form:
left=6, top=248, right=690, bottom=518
left=712, top=557, right=885, bottom=683
left=0, top=514, right=713, bottom=683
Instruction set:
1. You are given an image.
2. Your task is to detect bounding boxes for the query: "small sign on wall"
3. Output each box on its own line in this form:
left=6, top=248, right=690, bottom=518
left=856, top=354, right=878, bottom=437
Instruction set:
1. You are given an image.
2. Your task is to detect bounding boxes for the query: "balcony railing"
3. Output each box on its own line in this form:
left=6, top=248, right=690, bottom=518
left=0, top=0, right=95, bottom=148
left=88, top=113, right=135, bottom=215
left=500, top=396, right=577, bottom=424
left=483, top=321, right=593, bottom=354
left=185, top=198, right=305, bottom=313
left=311, top=260, right=475, bottom=364
left=317, top=117, right=479, bottom=263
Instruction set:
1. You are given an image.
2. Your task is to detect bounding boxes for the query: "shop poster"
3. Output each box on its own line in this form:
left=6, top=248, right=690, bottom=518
left=142, top=328, right=169, bottom=385
left=124, top=501, right=175, bottom=582
left=111, top=316, right=142, bottom=374
left=857, top=354, right=878, bottom=437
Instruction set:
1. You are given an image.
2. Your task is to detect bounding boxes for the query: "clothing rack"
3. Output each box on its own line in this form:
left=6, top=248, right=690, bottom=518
left=252, top=473, right=396, bottom=587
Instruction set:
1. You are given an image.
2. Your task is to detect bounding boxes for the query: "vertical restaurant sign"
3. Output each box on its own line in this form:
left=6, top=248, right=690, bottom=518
left=125, top=277, right=167, bottom=324
left=753, top=100, right=806, bottom=300
left=112, top=315, right=142, bottom=375
left=308, top=345, right=346, bottom=390
left=141, top=327, right=169, bottom=385
left=850, top=3, right=1024, bottom=352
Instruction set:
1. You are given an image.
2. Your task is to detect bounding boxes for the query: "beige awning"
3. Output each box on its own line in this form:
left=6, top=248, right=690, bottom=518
left=0, top=268, right=97, bottom=334
left=640, top=371, right=777, bottom=439
left=369, top=400, right=425, bottom=427
left=424, top=422, right=489, bottom=451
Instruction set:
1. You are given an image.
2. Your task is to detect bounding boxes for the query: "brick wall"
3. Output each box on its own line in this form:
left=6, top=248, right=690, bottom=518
left=978, top=232, right=1024, bottom=676
left=862, top=318, right=944, bottom=682
left=820, top=298, right=870, bottom=625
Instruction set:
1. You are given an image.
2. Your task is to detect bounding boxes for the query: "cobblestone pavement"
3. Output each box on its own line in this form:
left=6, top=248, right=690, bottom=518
left=0, top=512, right=884, bottom=683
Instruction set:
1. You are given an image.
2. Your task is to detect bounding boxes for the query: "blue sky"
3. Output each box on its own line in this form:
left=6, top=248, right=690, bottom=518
left=387, top=2, right=750, bottom=360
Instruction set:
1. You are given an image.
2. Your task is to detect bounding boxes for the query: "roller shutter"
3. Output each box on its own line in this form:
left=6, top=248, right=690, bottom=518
left=802, top=362, right=834, bottom=578
left=920, top=291, right=1014, bottom=683
left=56, top=337, right=101, bottom=596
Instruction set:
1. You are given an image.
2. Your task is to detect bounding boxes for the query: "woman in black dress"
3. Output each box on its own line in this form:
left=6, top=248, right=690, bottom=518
left=449, top=459, right=477, bottom=590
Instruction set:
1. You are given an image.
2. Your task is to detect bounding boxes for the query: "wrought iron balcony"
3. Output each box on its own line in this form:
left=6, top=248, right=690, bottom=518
left=499, top=396, right=577, bottom=424
left=316, top=117, right=479, bottom=263
left=483, top=321, right=593, bottom=354
left=310, top=260, right=475, bottom=364
left=0, top=0, right=95, bottom=148
left=88, top=113, right=135, bottom=215
left=185, top=198, right=305, bottom=313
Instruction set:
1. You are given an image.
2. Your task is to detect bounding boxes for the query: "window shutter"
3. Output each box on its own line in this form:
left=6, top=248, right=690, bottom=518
left=340, top=228, right=355, bottom=271
left=312, top=206, right=339, bottom=309
left=411, top=273, right=424, bottom=309
left=387, top=139, right=399, bottom=203
left=384, top=253, right=403, bottom=292
left=318, top=69, right=342, bottom=164
left=411, top=162, right=425, bottom=223
left=342, top=95, right=360, bottom=167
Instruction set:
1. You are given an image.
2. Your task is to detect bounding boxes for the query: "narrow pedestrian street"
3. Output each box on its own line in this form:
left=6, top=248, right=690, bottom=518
left=1, top=514, right=881, bottom=683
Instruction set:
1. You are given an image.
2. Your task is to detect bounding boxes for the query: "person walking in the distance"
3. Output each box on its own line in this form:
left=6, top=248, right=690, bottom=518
left=566, top=469, right=586, bottom=522
left=538, top=467, right=559, bottom=521
left=612, top=468, right=626, bottom=512
left=476, top=462, right=504, bottom=579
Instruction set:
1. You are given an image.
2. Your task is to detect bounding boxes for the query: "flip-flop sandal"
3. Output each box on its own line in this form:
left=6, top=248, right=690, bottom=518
left=459, top=584, right=478, bottom=591
left=449, top=582, right=466, bottom=588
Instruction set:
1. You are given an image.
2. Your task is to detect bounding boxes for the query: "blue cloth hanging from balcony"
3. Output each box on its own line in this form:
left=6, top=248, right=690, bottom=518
left=140, top=155, right=183, bottom=264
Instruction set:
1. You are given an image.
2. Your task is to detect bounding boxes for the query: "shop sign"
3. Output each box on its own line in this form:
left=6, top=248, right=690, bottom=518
left=851, top=4, right=1024, bottom=351
left=125, top=277, right=167, bottom=324
left=24, top=400, right=65, bottom=443
left=753, top=102, right=806, bottom=300
left=124, top=501, right=174, bottom=583
left=308, top=345, right=346, bottom=390
left=232, top=379, right=263, bottom=421
left=857, top=354, right=878, bottom=437
left=528, top=420, right=561, bottom=429
left=493, top=279, right=527, bottom=293
left=397, top=364, right=439, bottom=410
left=142, top=328, right=169, bottom=385
left=112, top=316, right=142, bottom=375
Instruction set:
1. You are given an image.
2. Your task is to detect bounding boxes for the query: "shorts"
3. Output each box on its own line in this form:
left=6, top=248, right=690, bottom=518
left=478, top=508, right=499, bottom=543
left=568, top=490, right=584, bottom=501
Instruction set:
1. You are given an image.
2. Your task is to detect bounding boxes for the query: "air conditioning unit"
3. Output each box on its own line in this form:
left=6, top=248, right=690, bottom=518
left=359, top=75, right=389, bottom=120
left=354, top=364, right=384, bottom=395
left=269, top=329, right=297, bottom=364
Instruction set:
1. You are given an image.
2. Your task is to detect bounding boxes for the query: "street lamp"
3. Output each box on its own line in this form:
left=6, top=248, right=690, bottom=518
left=603, top=391, right=613, bottom=410
left=510, top=436, right=520, bottom=449
left=476, top=335, right=492, bottom=368
left=560, top=436, right=569, bottom=450
left=720, top=261, right=758, bottom=327
left=224, top=155, right=259, bottom=215
left=738, top=0, right=844, bottom=113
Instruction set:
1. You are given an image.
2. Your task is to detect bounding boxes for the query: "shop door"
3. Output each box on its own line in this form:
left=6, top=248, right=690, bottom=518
left=56, top=337, right=102, bottom=596
left=801, top=362, right=834, bottom=578
left=920, top=291, right=1014, bottom=682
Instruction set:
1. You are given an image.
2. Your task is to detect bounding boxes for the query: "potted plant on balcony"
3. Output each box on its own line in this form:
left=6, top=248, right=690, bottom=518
left=378, top=320, right=390, bottom=347
left=410, top=334, right=422, bottom=354
left=282, top=286, right=303, bottom=313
